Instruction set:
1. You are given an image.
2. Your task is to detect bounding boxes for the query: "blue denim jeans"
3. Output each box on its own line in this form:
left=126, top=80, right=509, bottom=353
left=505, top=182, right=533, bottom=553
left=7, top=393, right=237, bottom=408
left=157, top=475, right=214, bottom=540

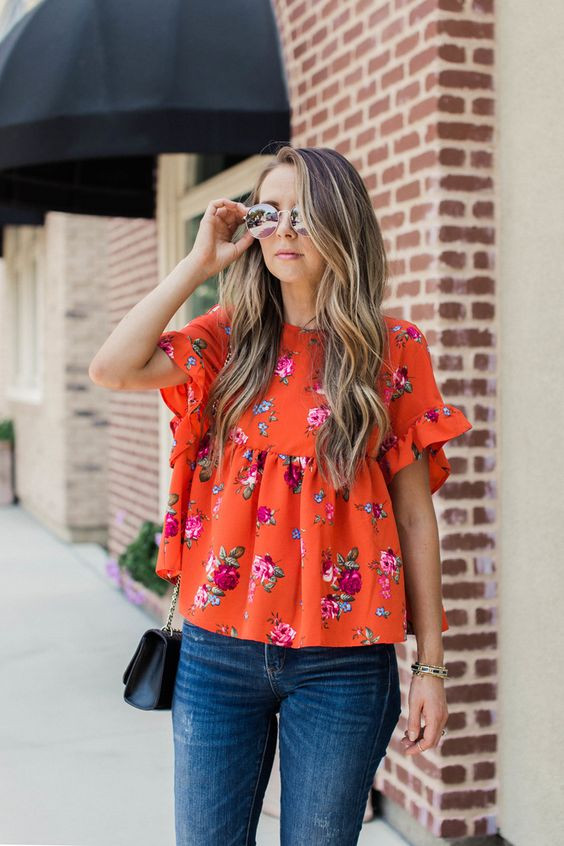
left=172, top=618, right=402, bottom=846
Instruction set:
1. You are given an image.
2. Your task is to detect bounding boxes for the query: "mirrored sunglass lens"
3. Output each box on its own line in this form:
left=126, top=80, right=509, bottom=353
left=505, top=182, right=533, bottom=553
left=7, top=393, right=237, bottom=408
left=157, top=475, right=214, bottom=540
left=290, top=207, right=308, bottom=236
left=245, top=204, right=278, bottom=239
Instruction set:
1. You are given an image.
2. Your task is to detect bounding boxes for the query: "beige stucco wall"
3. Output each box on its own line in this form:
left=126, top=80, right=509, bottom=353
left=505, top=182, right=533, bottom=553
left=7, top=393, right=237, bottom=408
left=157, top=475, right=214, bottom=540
left=497, top=2, right=564, bottom=843
left=1, top=213, right=110, bottom=542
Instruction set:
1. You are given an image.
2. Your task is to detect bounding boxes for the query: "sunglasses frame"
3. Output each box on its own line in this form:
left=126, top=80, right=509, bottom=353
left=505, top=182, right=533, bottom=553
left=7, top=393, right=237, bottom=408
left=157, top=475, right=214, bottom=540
left=243, top=203, right=309, bottom=239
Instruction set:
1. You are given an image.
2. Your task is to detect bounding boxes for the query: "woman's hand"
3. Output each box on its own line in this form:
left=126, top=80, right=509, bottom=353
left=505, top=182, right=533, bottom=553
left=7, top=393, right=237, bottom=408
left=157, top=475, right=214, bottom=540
left=190, top=197, right=255, bottom=278
left=400, top=674, right=448, bottom=756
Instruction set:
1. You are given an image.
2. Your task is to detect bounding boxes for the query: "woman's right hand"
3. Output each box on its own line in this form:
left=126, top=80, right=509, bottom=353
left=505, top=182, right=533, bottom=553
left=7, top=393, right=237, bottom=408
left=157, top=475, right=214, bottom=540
left=190, top=197, right=255, bottom=278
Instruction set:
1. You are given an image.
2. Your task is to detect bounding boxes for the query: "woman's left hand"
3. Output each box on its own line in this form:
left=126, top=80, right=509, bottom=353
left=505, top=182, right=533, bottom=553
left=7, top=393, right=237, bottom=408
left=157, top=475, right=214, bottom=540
left=400, top=674, right=449, bottom=756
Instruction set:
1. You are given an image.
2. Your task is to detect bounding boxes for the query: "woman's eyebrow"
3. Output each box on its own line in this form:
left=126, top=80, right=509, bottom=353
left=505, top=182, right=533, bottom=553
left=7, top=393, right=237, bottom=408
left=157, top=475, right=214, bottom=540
left=257, top=200, right=298, bottom=208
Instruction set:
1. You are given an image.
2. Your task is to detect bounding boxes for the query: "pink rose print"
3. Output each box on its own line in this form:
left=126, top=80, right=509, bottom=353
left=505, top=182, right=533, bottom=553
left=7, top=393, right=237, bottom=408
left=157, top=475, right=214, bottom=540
left=338, top=569, right=362, bottom=595
left=378, top=573, right=392, bottom=600
left=184, top=513, right=206, bottom=550
left=256, top=505, right=276, bottom=529
left=392, top=365, right=411, bottom=397
left=424, top=407, right=440, bottom=423
left=194, top=583, right=210, bottom=608
left=241, top=464, right=260, bottom=485
left=215, top=565, right=240, bottom=591
left=321, top=546, right=363, bottom=628
left=283, top=459, right=304, bottom=492
left=164, top=511, right=179, bottom=538
left=257, top=505, right=272, bottom=523
left=252, top=553, right=276, bottom=583
left=376, top=431, right=399, bottom=462
left=275, top=354, right=296, bottom=383
left=197, top=440, right=211, bottom=463
left=204, top=550, right=218, bottom=584
left=321, top=596, right=340, bottom=621
left=306, top=405, right=331, bottom=433
left=235, top=461, right=262, bottom=500
left=391, top=323, right=424, bottom=348
left=379, top=548, right=398, bottom=577
left=313, top=492, right=335, bottom=528
left=186, top=382, right=199, bottom=404
left=267, top=613, right=297, bottom=646
left=321, top=549, right=334, bottom=582
left=282, top=455, right=314, bottom=494
left=229, top=426, right=249, bottom=445
left=189, top=544, right=245, bottom=614
left=354, top=499, right=388, bottom=531
left=368, top=547, right=403, bottom=600
left=251, top=553, right=285, bottom=592
left=157, top=337, right=174, bottom=358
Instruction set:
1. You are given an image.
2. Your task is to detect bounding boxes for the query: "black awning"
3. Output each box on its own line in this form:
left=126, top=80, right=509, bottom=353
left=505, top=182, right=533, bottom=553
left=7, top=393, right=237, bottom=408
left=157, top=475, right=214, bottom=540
left=0, top=0, right=291, bottom=219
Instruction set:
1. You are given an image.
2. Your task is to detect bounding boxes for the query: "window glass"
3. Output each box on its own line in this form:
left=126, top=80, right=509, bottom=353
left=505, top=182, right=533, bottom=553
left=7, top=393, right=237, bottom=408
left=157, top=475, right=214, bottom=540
left=184, top=189, right=251, bottom=317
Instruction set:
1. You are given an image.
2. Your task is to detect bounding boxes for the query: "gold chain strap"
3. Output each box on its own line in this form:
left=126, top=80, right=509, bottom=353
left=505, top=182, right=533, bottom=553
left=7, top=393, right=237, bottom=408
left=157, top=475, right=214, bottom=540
left=162, top=579, right=180, bottom=633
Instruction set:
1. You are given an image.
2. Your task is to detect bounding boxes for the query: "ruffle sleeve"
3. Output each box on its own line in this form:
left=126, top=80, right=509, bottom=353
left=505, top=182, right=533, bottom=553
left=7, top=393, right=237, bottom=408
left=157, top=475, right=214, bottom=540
left=154, top=329, right=208, bottom=586
left=377, top=321, right=472, bottom=495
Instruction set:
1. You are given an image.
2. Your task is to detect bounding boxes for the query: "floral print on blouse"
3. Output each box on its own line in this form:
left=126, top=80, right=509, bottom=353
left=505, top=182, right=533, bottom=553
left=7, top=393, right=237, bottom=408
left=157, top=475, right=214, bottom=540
left=155, top=304, right=472, bottom=648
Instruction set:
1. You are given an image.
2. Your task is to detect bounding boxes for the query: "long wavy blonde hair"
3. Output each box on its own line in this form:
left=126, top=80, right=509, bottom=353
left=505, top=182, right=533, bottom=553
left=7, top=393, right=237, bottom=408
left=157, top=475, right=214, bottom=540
left=202, top=145, right=393, bottom=492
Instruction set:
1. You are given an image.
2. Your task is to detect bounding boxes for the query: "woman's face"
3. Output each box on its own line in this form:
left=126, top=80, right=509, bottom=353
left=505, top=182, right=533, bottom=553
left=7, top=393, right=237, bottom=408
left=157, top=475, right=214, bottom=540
left=257, top=164, right=326, bottom=288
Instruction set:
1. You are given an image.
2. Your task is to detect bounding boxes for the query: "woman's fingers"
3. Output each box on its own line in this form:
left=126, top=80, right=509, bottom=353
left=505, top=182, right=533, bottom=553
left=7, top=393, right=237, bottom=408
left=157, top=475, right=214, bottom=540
left=400, top=719, right=445, bottom=755
left=215, top=204, right=247, bottom=227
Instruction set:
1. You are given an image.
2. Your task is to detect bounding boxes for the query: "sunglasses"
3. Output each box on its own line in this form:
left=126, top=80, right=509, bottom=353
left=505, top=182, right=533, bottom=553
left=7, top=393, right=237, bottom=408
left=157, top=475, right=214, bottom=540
left=243, top=203, right=309, bottom=239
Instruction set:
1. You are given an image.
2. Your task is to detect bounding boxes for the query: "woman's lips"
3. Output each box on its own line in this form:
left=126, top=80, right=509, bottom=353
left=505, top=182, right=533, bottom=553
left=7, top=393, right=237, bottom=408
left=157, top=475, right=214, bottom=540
left=276, top=253, right=302, bottom=259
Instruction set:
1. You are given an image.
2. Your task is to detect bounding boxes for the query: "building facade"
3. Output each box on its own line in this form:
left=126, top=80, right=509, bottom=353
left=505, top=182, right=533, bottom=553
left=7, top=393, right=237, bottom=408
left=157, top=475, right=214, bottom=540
left=1, top=1, right=563, bottom=844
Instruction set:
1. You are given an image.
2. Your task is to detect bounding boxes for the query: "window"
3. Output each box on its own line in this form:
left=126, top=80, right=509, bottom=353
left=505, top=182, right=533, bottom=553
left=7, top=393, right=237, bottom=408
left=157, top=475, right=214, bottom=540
left=183, top=187, right=250, bottom=318
left=5, top=226, right=43, bottom=402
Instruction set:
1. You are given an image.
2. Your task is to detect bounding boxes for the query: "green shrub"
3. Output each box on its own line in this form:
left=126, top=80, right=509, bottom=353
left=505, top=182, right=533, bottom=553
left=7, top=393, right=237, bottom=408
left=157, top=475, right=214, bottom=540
left=118, top=519, right=168, bottom=597
left=0, top=420, right=14, bottom=442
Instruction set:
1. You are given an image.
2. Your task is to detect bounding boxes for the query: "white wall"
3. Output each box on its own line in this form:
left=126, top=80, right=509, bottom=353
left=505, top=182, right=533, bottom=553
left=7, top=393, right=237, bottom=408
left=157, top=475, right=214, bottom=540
left=497, top=2, right=564, bottom=843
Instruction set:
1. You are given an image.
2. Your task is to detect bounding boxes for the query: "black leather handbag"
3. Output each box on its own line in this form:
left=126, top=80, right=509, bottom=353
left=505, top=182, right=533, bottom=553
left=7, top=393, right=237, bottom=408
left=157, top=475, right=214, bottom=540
left=123, top=579, right=182, bottom=710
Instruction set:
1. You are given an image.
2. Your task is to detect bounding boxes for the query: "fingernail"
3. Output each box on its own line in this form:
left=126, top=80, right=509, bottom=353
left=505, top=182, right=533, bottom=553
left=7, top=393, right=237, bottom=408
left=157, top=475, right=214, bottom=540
left=408, top=730, right=417, bottom=741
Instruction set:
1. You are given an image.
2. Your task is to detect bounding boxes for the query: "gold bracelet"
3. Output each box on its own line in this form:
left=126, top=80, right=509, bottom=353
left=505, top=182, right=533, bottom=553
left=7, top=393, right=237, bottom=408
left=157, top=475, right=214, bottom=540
left=411, top=661, right=448, bottom=679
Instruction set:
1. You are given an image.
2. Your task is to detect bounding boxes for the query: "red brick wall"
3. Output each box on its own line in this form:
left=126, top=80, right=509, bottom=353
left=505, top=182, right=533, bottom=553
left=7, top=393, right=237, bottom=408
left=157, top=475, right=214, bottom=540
left=106, top=219, right=161, bottom=559
left=271, top=0, right=495, bottom=839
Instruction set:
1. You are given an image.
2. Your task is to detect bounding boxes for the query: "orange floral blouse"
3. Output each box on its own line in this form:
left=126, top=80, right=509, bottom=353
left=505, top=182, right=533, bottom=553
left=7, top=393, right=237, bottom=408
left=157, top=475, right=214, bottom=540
left=155, top=304, right=472, bottom=648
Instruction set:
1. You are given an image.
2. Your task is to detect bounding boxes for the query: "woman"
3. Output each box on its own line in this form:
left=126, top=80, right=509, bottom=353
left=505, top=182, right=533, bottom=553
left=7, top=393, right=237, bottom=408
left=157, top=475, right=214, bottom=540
left=90, top=146, right=472, bottom=846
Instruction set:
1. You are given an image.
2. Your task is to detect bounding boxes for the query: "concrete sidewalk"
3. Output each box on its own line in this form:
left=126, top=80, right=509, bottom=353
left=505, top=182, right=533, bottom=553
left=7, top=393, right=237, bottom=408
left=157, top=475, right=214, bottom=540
left=0, top=504, right=409, bottom=846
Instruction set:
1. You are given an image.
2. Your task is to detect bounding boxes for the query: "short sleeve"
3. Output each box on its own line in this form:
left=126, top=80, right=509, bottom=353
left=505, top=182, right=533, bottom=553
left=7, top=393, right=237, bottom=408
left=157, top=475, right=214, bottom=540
left=154, top=305, right=230, bottom=586
left=377, top=320, right=472, bottom=494
left=156, top=328, right=209, bottom=467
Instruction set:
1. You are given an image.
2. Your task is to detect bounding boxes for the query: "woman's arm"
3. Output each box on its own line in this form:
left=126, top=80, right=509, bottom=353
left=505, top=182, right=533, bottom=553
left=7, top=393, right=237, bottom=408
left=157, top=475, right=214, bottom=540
left=389, top=449, right=449, bottom=756
left=88, top=253, right=208, bottom=390
left=88, top=196, right=253, bottom=391
left=388, top=448, right=444, bottom=665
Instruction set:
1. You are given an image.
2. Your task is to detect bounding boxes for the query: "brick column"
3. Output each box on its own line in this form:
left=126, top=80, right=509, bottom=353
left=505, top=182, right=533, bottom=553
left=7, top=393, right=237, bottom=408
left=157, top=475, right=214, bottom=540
left=272, top=0, right=494, bottom=840
left=106, top=219, right=162, bottom=559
